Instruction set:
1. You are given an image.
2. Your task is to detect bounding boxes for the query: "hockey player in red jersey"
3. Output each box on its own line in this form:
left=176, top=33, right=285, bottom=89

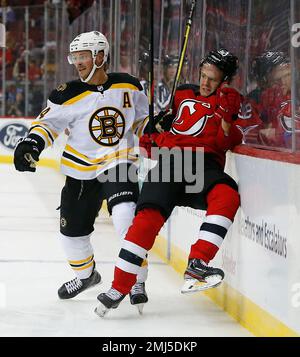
left=236, top=51, right=299, bottom=149
left=95, top=48, right=243, bottom=316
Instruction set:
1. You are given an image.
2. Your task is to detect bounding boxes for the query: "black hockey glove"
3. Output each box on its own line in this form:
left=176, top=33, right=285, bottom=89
left=154, top=109, right=176, bottom=132
left=14, top=134, right=44, bottom=172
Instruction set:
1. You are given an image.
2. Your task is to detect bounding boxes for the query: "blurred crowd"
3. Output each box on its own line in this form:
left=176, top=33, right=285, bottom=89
left=0, top=0, right=299, bottom=151
left=0, top=0, right=55, bottom=116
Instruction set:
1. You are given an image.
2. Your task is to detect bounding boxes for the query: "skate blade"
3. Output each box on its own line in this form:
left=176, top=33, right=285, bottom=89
left=94, top=303, right=110, bottom=318
left=135, top=303, right=145, bottom=315
left=181, top=275, right=223, bottom=294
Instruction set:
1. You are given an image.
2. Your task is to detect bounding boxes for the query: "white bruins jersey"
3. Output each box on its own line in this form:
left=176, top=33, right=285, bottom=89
left=29, top=73, right=149, bottom=179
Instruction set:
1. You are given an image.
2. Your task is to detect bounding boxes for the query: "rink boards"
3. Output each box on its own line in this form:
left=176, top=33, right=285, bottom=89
left=156, top=150, right=300, bottom=336
left=1, top=117, right=299, bottom=336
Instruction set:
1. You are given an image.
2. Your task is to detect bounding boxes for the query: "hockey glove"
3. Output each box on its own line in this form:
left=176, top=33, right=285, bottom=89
left=154, top=109, right=175, bottom=132
left=260, top=84, right=284, bottom=124
left=215, top=87, right=242, bottom=124
left=139, top=133, right=159, bottom=159
left=14, top=135, right=44, bottom=172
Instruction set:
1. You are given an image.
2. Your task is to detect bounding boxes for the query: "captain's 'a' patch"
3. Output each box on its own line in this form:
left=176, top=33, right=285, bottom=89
left=123, top=92, right=132, bottom=108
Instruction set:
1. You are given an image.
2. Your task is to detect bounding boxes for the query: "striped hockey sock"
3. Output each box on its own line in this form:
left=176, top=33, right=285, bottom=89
left=112, top=208, right=165, bottom=294
left=189, top=184, right=240, bottom=263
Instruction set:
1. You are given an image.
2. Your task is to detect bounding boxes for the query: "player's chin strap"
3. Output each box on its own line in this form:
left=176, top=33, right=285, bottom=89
left=80, top=58, right=105, bottom=83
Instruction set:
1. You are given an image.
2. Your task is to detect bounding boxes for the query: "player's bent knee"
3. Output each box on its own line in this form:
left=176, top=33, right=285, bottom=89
left=207, top=183, right=240, bottom=220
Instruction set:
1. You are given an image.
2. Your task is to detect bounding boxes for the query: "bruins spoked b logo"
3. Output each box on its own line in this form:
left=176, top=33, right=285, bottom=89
left=89, top=107, right=125, bottom=146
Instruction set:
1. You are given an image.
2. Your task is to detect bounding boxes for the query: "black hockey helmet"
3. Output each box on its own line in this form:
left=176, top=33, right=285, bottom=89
left=139, top=49, right=150, bottom=66
left=251, top=51, right=289, bottom=82
left=199, top=48, right=239, bottom=81
left=138, top=49, right=150, bottom=77
left=163, top=54, right=179, bottom=67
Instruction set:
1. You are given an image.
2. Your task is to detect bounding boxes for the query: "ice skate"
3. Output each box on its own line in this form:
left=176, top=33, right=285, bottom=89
left=58, top=269, right=101, bottom=299
left=181, top=258, right=224, bottom=294
left=129, top=282, right=148, bottom=315
left=95, top=288, right=126, bottom=318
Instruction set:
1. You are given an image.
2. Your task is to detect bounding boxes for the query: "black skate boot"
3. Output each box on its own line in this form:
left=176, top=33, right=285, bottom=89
left=181, top=258, right=224, bottom=293
left=129, top=282, right=148, bottom=314
left=58, top=269, right=101, bottom=299
left=95, top=288, right=126, bottom=317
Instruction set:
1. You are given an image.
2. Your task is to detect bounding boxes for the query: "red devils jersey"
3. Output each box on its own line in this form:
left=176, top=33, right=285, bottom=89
left=155, top=84, right=243, bottom=167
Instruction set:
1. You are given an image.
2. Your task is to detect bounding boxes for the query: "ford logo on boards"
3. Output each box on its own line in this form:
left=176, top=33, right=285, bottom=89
left=0, top=122, right=29, bottom=150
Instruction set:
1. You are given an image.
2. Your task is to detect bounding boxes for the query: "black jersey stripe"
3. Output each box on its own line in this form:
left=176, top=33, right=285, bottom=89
left=62, top=152, right=95, bottom=166
left=62, top=151, right=110, bottom=167
left=30, top=124, right=55, bottom=143
left=200, top=222, right=227, bottom=239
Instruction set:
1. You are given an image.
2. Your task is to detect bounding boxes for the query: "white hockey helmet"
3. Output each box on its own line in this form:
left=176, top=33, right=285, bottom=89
left=68, top=31, right=109, bottom=82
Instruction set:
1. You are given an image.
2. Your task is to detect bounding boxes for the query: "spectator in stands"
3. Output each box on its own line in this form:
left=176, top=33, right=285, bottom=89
left=28, top=59, right=42, bottom=81
left=6, top=84, right=17, bottom=107
left=13, top=50, right=26, bottom=81
left=138, top=49, right=150, bottom=95
left=119, top=45, right=131, bottom=73
left=178, top=56, right=189, bottom=85
left=156, top=54, right=178, bottom=111
left=7, top=89, right=24, bottom=117
left=0, top=4, right=16, bottom=31
left=28, top=83, right=43, bottom=116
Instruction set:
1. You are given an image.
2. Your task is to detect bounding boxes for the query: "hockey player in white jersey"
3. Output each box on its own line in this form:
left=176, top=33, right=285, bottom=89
left=13, top=31, right=149, bottom=311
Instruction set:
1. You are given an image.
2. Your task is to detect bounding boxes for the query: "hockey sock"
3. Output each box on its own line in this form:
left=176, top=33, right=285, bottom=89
left=111, top=201, right=148, bottom=283
left=112, top=208, right=165, bottom=294
left=189, top=184, right=240, bottom=264
left=59, top=233, right=95, bottom=280
left=111, top=201, right=136, bottom=240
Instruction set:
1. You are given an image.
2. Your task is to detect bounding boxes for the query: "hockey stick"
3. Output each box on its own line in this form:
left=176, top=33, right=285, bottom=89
left=148, top=0, right=155, bottom=133
left=168, top=0, right=197, bottom=110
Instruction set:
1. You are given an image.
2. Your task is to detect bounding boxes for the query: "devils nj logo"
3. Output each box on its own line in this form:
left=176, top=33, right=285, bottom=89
left=171, top=99, right=214, bottom=136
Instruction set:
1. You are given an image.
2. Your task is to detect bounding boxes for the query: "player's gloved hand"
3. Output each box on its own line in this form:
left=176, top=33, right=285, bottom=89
left=215, top=86, right=242, bottom=124
left=139, top=133, right=159, bottom=158
left=154, top=109, right=175, bottom=132
left=260, top=84, right=284, bottom=123
left=14, top=136, right=43, bottom=172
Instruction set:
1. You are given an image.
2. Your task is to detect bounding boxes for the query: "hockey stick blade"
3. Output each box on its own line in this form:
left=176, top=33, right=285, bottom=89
left=181, top=275, right=223, bottom=294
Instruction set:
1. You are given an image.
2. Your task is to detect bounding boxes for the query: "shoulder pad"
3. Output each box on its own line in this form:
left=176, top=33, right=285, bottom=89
left=108, top=72, right=143, bottom=91
left=49, top=80, right=88, bottom=105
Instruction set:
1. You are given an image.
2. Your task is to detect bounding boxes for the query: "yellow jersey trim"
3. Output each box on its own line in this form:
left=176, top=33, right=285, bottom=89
left=30, top=127, right=52, bottom=147
left=64, top=144, right=135, bottom=165
left=61, top=152, right=137, bottom=172
left=63, top=91, right=94, bottom=105
left=110, top=83, right=140, bottom=91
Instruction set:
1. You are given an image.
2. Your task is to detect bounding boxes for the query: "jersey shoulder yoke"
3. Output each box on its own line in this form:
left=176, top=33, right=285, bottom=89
left=108, top=72, right=143, bottom=91
left=49, top=80, right=89, bottom=105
